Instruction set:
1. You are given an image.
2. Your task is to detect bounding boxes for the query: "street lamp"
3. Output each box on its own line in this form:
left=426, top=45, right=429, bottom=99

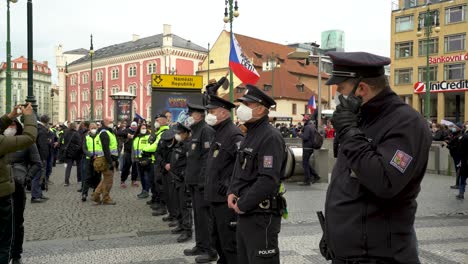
left=416, top=7, right=440, bottom=121
left=6, top=0, right=18, bottom=111
left=25, top=0, right=37, bottom=112
left=224, top=0, right=239, bottom=117
left=65, top=61, right=68, bottom=120
left=89, top=34, right=94, bottom=121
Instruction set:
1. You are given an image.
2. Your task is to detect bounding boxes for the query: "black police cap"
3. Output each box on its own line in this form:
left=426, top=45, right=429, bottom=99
left=173, top=122, right=191, bottom=133
left=325, top=51, right=391, bottom=85
left=205, top=95, right=236, bottom=110
left=236, top=84, right=276, bottom=109
left=161, top=128, right=176, bottom=140
left=154, top=113, right=167, bottom=119
left=187, top=103, right=206, bottom=113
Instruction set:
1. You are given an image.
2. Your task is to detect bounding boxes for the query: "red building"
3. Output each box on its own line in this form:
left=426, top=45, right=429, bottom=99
left=66, top=24, right=206, bottom=121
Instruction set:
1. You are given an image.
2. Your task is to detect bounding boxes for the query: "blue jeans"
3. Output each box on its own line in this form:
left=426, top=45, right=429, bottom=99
left=31, top=170, right=43, bottom=199
left=137, top=162, right=153, bottom=192
left=302, top=148, right=319, bottom=183
left=46, top=153, right=53, bottom=181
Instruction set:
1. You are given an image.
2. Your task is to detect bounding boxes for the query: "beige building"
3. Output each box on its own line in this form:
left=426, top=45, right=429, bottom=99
left=391, top=0, right=468, bottom=123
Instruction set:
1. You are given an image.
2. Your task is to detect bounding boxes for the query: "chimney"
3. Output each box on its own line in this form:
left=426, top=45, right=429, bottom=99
left=163, top=24, right=172, bottom=47
left=43, top=61, right=48, bottom=66
left=132, top=34, right=140, bottom=42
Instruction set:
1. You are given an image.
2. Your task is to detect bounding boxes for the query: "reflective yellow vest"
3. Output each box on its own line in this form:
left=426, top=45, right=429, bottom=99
left=94, top=130, right=118, bottom=157
left=133, top=134, right=151, bottom=159
left=85, top=134, right=100, bottom=159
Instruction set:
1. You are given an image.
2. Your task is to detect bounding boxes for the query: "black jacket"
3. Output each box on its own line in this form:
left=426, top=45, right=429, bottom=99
left=9, top=144, right=42, bottom=185
left=170, top=140, right=188, bottom=187
left=36, top=122, right=50, bottom=161
left=185, top=120, right=215, bottom=186
left=205, top=118, right=243, bottom=203
left=116, top=128, right=135, bottom=154
left=228, top=115, right=287, bottom=213
left=325, top=88, right=432, bottom=263
left=299, top=122, right=316, bottom=149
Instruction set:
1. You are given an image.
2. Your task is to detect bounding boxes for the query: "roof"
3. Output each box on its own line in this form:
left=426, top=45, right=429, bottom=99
left=0, top=56, right=51, bottom=75
left=69, top=34, right=207, bottom=66
left=63, top=48, right=89, bottom=55
left=220, top=31, right=328, bottom=102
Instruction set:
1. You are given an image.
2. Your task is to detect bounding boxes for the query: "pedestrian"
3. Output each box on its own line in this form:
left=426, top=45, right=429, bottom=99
left=203, top=95, right=243, bottom=264
left=168, top=123, right=192, bottom=243
left=144, top=115, right=170, bottom=207
left=91, top=118, right=118, bottom=205
left=0, top=103, right=37, bottom=264
left=132, top=124, right=152, bottom=199
left=322, top=51, right=432, bottom=263
left=117, top=121, right=139, bottom=188
left=446, top=124, right=463, bottom=190
left=81, top=123, right=102, bottom=202
left=36, top=115, right=52, bottom=190
left=7, top=119, right=42, bottom=264
left=298, top=117, right=320, bottom=186
left=61, top=122, right=83, bottom=187
left=457, top=125, right=468, bottom=200
left=227, top=84, right=287, bottom=264
left=182, top=103, right=217, bottom=262
left=78, top=121, right=89, bottom=193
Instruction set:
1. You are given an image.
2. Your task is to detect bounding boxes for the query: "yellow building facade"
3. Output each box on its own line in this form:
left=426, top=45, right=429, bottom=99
left=391, top=0, right=468, bottom=123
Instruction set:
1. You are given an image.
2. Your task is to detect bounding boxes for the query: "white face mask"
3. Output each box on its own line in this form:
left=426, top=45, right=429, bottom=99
left=140, top=129, right=147, bottom=134
left=3, top=128, right=17, bottom=137
left=186, top=116, right=195, bottom=127
left=175, top=134, right=182, bottom=142
left=236, top=104, right=253, bottom=123
left=90, top=129, right=97, bottom=135
left=334, top=91, right=348, bottom=106
left=154, top=122, right=160, bottom=129
left=205, top=113, right=218, bottom=126
left=107, top=123, right=113, bottom=129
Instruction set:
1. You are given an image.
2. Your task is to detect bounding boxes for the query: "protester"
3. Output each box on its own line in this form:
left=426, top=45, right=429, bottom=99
left=61, top=122, right=83, bottom=187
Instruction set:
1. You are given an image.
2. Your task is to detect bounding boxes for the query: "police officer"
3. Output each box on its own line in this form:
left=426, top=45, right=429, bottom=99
left=203, top=95, right=243, bottom=264
left=322, top=52, right=432, bottom=263
left=227, top=85, right=287, bottom=264
left=182, top=104, right=217, bottom=262
left=169, top=123, right=193, bottom=243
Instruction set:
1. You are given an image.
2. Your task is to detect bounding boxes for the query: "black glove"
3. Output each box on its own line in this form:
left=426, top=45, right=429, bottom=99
left=331, top=95, right=362, bottom=138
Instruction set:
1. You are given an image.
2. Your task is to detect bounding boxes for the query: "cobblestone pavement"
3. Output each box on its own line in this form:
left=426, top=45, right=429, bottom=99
left=20, top=165, right=468, bottom=264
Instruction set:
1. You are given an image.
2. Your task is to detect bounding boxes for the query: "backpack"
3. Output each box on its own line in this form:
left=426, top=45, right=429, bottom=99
left=311, top=125, right=324, bottom=150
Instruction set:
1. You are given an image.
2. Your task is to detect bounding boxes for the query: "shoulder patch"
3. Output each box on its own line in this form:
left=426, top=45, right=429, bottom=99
left=390, top=150, right=413, bottom=173
left=263, top=156, right=273, bottom=168
left=204, top=141, right=210, bottom=149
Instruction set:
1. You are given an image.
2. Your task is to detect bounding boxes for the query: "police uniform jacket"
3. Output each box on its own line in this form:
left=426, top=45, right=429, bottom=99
left=325, top=88, right=432, bottom=263
left=228, top=115, right=286, bottom=214
left=170, top=140, right=189, bottom=187
left=185, top=120, right=215, bottom=186
left=205, top=118, right=243, bottom=203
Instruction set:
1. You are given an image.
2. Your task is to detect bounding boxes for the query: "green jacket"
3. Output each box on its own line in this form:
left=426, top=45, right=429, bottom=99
left=0, top=114, right=37, bottom=197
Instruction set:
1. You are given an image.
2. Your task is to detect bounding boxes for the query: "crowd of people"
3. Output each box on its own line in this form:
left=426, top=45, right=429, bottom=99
left=274, top=120, right=335, bottom=139
left=431, top=121, right=468, bottom=199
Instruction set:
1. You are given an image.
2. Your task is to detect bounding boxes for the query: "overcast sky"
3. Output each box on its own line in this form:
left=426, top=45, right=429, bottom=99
left=0, top=0, right=393, bottom=83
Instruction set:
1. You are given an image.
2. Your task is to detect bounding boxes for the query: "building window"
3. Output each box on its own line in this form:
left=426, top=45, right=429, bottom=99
left=112, top=86, right=120, bottom=95
left=82, top=90, right=89, bottom=101
left=96, top=71, right=103, bottom=81
left=395, top=15, right=414, bottom=32
left=96, top=106, right=103, bottom=120
left=147, top=106, right=152, bottom=120
left=418, top=66, right=438, bottom=82
left=395, top=41, right=413, bottom=59
left=111, top=69, right=119, bottom=80
left=17, top=72, right=21, bottom=78
left=394, top=68, right=413, bottom=85
left=236, top=87, right=245, bottom=93
left=82, top=73, right=88, bottom=84
left=444, top=63, right=465, bottom=80
left=71, top=109, right=76, bottom=121
left=263, top=84, right=272, bottom=92
left=292, top=104, right=297, bottom=115
left=403, top=0, right=417, bottom=9
left=444, top=34, right=466, bottom=53
left=96, top=88, right=103, bottom=100
left=71, top=75, right=76, bottom=85
left=147, top=83, right=152, bottom=96
left=418, top=38, right=439, bottom=56
left=296, top=84, right=305, bottom=92
left=129, top=84, right=137, bottom=96
left=128, top=66, right=137, bottom=77
left=445, top=5, right=466, bottom=24
left=148, top=63, right=157, bottom=74
left=70, top=91, right=76, bottom=102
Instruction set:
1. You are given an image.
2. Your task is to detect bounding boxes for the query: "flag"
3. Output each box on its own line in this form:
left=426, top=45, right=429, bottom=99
left=307, top=95, right=316, bottom=114
left=134, top=113, right=145, bottom=121
left=229, top=34, right=260, bottom=85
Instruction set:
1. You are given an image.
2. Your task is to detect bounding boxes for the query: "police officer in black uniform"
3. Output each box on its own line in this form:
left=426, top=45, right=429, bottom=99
left=182, top=104, right=217, bottom=263
left=168, top=123, right=193, bottom=243
left=203, top=95, right=243, bottom=264
left=322, top=52, right=432, bottom=263
left=228, top=84, right=287, bottom=264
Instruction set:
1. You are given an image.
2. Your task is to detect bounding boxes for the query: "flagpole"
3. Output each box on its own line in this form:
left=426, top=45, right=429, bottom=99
left=228, top=0, right=234, bottom=119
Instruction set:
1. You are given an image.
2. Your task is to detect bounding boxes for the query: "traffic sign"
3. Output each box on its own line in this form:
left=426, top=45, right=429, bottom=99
left=151, top=74, right=203, bottom=89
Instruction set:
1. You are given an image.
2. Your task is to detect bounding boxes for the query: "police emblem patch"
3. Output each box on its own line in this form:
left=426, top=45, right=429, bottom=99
left=204, top=141, right=210, bottom=149
left=191, top=143, right=196, bottom=150
left=390, top=150, right=413, bottom=173
left=263, top=156, right=273, bottom=168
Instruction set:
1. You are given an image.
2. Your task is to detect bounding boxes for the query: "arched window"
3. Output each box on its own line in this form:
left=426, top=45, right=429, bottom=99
left=82, top=73, right=89, bottom=84
left=96, top=105, right=103, bottom=120
left=146, top=105, right=152, bottom=120
left=71, top=75, right=77, bottom=85
left=96, top=71, right=103, bottom=81
left=147, top=62, right=157, bottom=74
left=111, top=68, right=119, bottom=80
left=128, top=65, right=137, bottom=77
left=112, top=86, right=120, bottom=95
left=96, top=88, right=103, bottom=100
left=147, top=82, right=152, bottom=96
left=71, top=108, right=77, bottom=121
left=129, top=84, right=137, bottom=96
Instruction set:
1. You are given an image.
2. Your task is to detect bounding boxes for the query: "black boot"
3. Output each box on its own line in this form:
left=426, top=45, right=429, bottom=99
left=183, top=246, right=204, bottom=256
left=195, top=253, right=218, bottom=263
left=152, top=208, right=167, bottom=216
left=168, top=220, right=179, bottom=227
left=171, top=226, right=183, bottom=234
left=177, top=232, right=192, bottom=243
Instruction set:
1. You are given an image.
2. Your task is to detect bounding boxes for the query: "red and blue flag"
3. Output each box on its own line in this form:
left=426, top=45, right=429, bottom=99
left=229, top=34, right=260, bottom=85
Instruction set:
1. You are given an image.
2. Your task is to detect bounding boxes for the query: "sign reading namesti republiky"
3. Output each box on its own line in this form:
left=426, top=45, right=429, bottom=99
left=151, top=74, right=203, bottom=89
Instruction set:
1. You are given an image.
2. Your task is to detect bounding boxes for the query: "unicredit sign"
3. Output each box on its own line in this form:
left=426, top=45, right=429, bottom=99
left=414, top=80, right=468, bottom=94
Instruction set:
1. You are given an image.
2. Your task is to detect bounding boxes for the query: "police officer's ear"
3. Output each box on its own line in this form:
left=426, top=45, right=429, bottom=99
left=355, top=81, right=374, bottom=102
